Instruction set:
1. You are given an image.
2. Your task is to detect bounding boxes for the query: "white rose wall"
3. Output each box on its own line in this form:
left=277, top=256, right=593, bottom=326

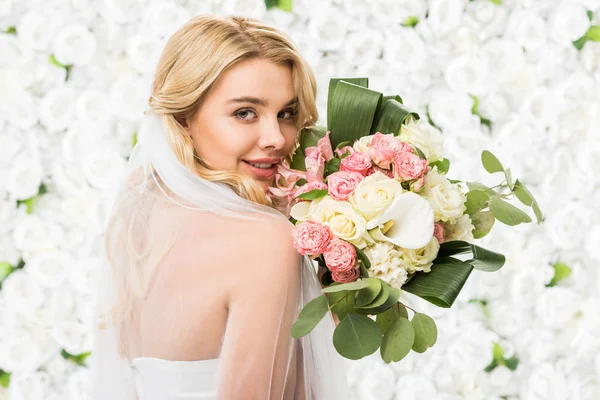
left=0, top=0, right=599, bottom=399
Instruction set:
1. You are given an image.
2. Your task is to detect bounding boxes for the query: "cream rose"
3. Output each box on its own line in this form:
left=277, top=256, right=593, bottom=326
left=291, top=196, right=367, bottom=247
left=401, top=237, right=440, bottom=273
left=443, top=214, right=475, bottom=242
left=420, top=167, right=466, bottom=223
left=352, top=135, right=374, bottom=153
left=398, top=120, right=445, bottom=163
left=349, top=171, right=404, bottom=221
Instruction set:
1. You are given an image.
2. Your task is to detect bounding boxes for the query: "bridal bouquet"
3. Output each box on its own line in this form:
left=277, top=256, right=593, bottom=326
left=270, top=78, right=542, bottom=363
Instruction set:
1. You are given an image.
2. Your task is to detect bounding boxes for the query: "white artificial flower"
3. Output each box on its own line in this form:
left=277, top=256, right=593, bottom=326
left=307, top=5, right=349, bottom=52
left=521, top=363, right=569, bottom=400
left=354, top=360, right=396, bottom=400
left=443, top=214, right=474, bottom=242
left=401, top=237, right=439, bottom=273
left=506, top=10, right=548, bottom=51
left=464, top=0, right=508, bottom=40
left=580, top=41, right=600, bottom=73
left=140, top=3, right=190, bottom=40
left=0, top=199, right=24, bottom=234
left=81, top=149, right=126, bottom=189
left=17, top=9, right=63, bottom=52
left=420, top=167, right=466, bottom=223
left=2, top=91, right=38, bottom=129
left=7, top=371, right=53, bottom=400
left=51, top=320, right=93, bottom=356
left=99, top=0, right=145, bottom=24
left=52, top=25, right=97, bottom=66
left=425, top=0, right=464, bottom=36
left=362, top=241, right=409, bottom=289
left=536, top=287, right=582, bottom=329
left=383, top=28, right=428, bottom=72
left=39, top=86, right=76, bottom=132
left=426, top=90, right=475, bottom=130
left=342, top=28, right=383, bottom=70
left=109, top=78, right=150, bottom=121
left=125, top=35, right=164, bottom=75
left=51, top=160, right=89, bottom=197
left=66, top=369, right=91, bottom=400
left=0, top=270, right=44, bottom=313
left=548, top=2, right=591, bottom=43
left=545, top=200, right=593, bottom=250
left=6, top=152, right=43, bottom=200
left=25, top=251, right=74, bottom=288
left=398, top=120, right=444, bottom=163
left=444, top=55, right=490, bottom=95
left=479, top=38, right=525, bottom=89
left=394, top=374, right=438, bottom=400
left=445, top=322, right=499, bottom=371
left=12, top=214, right=64, bottom=260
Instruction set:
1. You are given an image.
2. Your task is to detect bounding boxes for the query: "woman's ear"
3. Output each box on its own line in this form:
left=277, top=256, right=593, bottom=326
left=175, top=115, right=189, bottom=128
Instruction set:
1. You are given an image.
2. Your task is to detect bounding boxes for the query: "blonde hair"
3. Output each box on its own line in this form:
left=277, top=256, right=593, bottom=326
left=148, top=14, right=318, bottom=206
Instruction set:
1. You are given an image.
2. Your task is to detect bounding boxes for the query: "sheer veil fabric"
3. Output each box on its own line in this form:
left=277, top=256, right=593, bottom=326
left=89, top=113, right=351, bottom=399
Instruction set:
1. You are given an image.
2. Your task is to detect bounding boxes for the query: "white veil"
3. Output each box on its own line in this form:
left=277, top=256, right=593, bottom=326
left=89, top=113, right=351, bottom=399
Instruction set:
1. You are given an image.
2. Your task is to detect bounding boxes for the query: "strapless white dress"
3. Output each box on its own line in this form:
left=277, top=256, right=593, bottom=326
left=130, top=357, right=220, bottom=400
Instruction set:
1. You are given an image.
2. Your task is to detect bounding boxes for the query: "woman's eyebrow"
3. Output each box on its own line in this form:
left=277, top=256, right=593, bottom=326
left=226, top=97, right=297, bottom=107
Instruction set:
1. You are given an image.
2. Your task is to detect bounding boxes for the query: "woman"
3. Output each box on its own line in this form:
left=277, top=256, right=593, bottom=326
left=90, top=14, right=351, bottom=400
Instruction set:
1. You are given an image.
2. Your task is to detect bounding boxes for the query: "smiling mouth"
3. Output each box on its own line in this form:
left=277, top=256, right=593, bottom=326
left=242, top=160, right=279, bottom=179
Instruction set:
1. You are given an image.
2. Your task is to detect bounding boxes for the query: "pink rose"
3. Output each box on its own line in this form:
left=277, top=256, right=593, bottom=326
left=369, top=132, right=413, bottom=168
left=366, top=165, right=394, bottom=179
left=292, top=221, right=333, bottom=256
left=294, top=181, right=328, bottom=201
left=335, top=146, right=354, bottom=158
left=410, top=175, right=426, bottom=192
left=331, top=267, right=360, bottom=283
left=393, top=151, right=428, bottom=181
left=323, top=238, right=357, bottom=273
left=433, top=222, right=445, bottom=244
left=340, top=152, right=372, bottom=176
left=327, top=171, right=364, bottom=201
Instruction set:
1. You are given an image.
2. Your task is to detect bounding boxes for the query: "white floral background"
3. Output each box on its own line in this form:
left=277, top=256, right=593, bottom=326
left=1, top=0, right=599, bottom=399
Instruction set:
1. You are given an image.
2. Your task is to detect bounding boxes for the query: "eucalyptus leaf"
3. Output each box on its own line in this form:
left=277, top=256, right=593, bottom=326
left=355, top=280, right=390, bottom=309
left=489, top=197, right=532, bottom=226
left=355, top=278, right=383, bottom=307
left=381, top=317, right=415, bottom=363
left=322, top=278, right=374, bottom=293
left=429, top=158, right=450, bottom=174
left=411, top=313, right=437, bottom=353
left=466, top=181, right=493, bottom=194
left=357, top=286, right=401, bottom=314
left=513, top=179, right=533, bottom=206
left=465, top=190, right=490, bottom=215
left=291, top=295, right=330, bottom=338
left=333, top=314, right=383, bottom=360
left=359, top=261, right=370, bottom=278
left=532, top=200, right=543, bottom=223
left=504, top=168, right=514, bottom=190
left=353, top=245, right=372, bottom=269
left=471, top=210, right=495, bottom=239
left=296, top=189, right=328, bottom=201
left=481, top=150, right=504, bottom=174
left=402, top=257, right=474, bottom=308
left=376, top=304, right=399, bottom=334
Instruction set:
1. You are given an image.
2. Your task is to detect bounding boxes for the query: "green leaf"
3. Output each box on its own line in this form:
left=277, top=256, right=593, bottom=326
left=587, top=10, right=594, bottom=22
left=296, top=189, right=328, bottom=201
left=484, top=359, right=499, bottom=372
left=61, top=350, right=91, bottom=366
left=532, top=199, right=543, bottom=223
left=353, top=244, right=371, bottom=269
left=324, top=157, right=341, bottom=177
left=411, top=313, right=437, bottom=353
left=49, top=54, right=73, bottom=81
left=471, top=95, right=481, bottom=115
left=0, top=369, right=10, bottom=388
left=333, top=314, right=383, bottom=360
left=358, top=261, right=370, bottom=278
left=291, top=295, right=330, bottom=338
left=465, top=190, right=490, bottom=215
left=380, top=317, right=415, bottom=362
left=471, top=210, right=495, bottom=239
left=376, top=304, right=399, bottom=334
left=356, top=280, right=391, bottom=309
left=412, top=145, right=427, bottom=160
left=573, top=36, right=588, bottom=50
left=492, top=342, right=504, bottom=360
left=322, top=278, right=374, bottom=293
left=0, top=262, right=13, bottom=282
left=2, top=26, right=16, bottom=35
left=490, top=0, right=502, bottom=5
left=328, top=80, right=382, bottom=149
left=489, top=196, right=532, bottom=226
left=401, top=16, right=419, bottom=28
left=359, top=285, right=402, bottom=314
left=466, top=181, right=493, bottom=194
left=290, top=125, right=327, bottom=171
left=513, top=179, right=534, bottom=206
left=402, top=257, right=474, bottom=308
left=586, top=25, right=600, bottom=41
left=546, top=261, right=572, bottom=287
left=429, top=158, right=450, bottom=174
left=504, top=356, right=519, bottom=371
left=437, top=241, right=505, bottom=272
left=132, top=132, right=138, bottom=148
left=504, top=168, right=514, bottom=190
left=264, top=0, right=292, bottom=11
left=328, top=290, right=355, bottom=321
left=425, top=104, right=440, bottom=130
left=335, top=140, right=352, bottom=150
left=481, top=150, right=504, bottom=174
left=354, top=278, right=382, bottom=307
left=371, top=98, right=418, bottom=136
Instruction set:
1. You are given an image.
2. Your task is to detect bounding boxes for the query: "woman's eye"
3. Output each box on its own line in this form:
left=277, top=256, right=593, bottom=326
left=235, top=109, right=257, bottom=120
left=278, top=109, right=296, bottom=120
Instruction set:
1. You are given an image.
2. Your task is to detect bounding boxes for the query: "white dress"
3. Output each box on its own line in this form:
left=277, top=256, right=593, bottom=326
left=130, top=357, right=220, bottom=400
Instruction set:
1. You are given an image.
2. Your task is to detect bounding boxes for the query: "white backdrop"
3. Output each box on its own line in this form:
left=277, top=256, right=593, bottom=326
left=1, top=0, right=600, bottom=399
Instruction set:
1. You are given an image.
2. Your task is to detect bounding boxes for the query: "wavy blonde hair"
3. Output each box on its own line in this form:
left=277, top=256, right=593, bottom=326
left=148, top=14, right=318, bottom=206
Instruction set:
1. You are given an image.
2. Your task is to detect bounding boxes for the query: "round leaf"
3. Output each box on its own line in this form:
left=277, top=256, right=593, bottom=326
left=291, top=295, right=329, bottom=338
left=355, top=278, right=382, bottom=307
left=489, top=196, right=532, bottom=226
left=375, top=305, right=399, bottom=334
left=356, top=280, right=390, bottom=309
left=513, top=180, right=534, bottom=206
left=465, top=190, right=490, bottom=215
left=360, top=286, right=402, bottom=314
left=380, top=317, right=415, bottom=363
left=471, top=210, right=495, bottom=239
left=411, top=313, right=437, bottom=353
left=333, top=314, right=383, bottom=360
left=481, top=150, right=504, bottom=174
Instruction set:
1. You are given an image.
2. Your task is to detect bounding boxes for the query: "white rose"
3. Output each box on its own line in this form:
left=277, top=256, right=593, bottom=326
left=140, top=4, right=190, bottom=40
left=342, top=29, right=383, bottom=70
left=420, top=167, right=466, bottom=223
left=25, top=251, right=74, bottom=288
left=349, top=171, right=403, bottom=221
left=427, top=90, right=475, bottom=130
left=110, top=78, right=150, bottom=121
left=51, top=160, right=89, bottom=197
left=425, top=0, right=463, bottom=36
left=66, top=369, right=91, bottom=400
left=12, top=215, right=64, bottom=259
left=7, top=371, right=53, bottom=399
left=17, top=9, right=63, bottom=52
left=445, top=54, right=490, bottom=95
left=402, top=237, right=440, bottom=273
left=383, top=28, right=428, bottom=72
left=51, top=321, right=93, bottom=355
left=0, top=270, right=44, bottom=313
left=125, top=35, right=164, bottom=75
left=443, top=214, right=474, bottom=242
left=398, top=120, right=444, bottom=163
left=545, top=200, right=592, bottom=250
left=446, top=322, right=499, bottom=371
left=0, top=199, right=24, bottom=234
left=2, top=91, right=38, bottom=129
left=548, top=2, right=591, bottom=43
left=464, top=0, right=508, bottom=40
left=580, top=41, right=600, bottom=73
left=480, top=38, right=525, bottom=89
left=39, top=86, right=76, bottom=132
left=307, top=5, right=348, bottom=52
left=506, top=10, right=547, bottom=51
left=100, top=0, right=145, bottom=24
left=394, top=374, right=438, bottom=400
left=82, top=149, right=126, bottom=189
left=0, top=235, right=21, bottom=266
left=521, top=363, right=568, bottom=400
left=355, top=360, right=396, bottom=400
left=6, top=153, right=43, bottom=201
left=352, top=134, right=374, bottom=153
left=52, top=25, right=97, bottom=66
left=291, top=196, right=368, bottom=247
left=536, top=287, right=582, bottom=329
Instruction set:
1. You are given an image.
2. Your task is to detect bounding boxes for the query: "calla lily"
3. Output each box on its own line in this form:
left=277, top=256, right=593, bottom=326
left=366, top=191, right=434, bottom=249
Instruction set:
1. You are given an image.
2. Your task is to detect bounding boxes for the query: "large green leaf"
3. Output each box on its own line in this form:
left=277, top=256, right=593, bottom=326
left=380, top=317, right=414, bottom=363
left=291, top=295, right=330, bottom=338
left=402, top=257, right=474, bottom=308
left=327, top=290, right=355, bottom=321
left=353, top=244, right=371, bottom=269
left=481, top=150, right=504, bottom=173
left=375, top=304, right=399, bottom=334
left=333, top=314, right=383, bottom=360
left=355, top=277, right=382, bottom=307
left=411, top=313, right=437, bottom=353
left=489, top=196, right=532, bottom=226
left=328, top=80, right=382, bottom=149
left=322, top=278, right=375, bottom=293
left=437, top=240, right=505, bottom=272
left=371, top=98, right=418, bottom=135
left=290, top=125, right=327, bottom=171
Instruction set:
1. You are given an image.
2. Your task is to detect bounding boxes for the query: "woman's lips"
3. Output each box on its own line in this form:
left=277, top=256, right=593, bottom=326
left=242, top=160, right=278, bottom=179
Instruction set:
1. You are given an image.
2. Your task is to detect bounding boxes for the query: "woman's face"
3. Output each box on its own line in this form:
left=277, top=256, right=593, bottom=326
left=185, top=58, right=298, bottom=192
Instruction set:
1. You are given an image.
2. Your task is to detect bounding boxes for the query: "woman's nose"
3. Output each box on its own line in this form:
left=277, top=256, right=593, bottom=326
left=258, top=118, right=286, bottom=150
